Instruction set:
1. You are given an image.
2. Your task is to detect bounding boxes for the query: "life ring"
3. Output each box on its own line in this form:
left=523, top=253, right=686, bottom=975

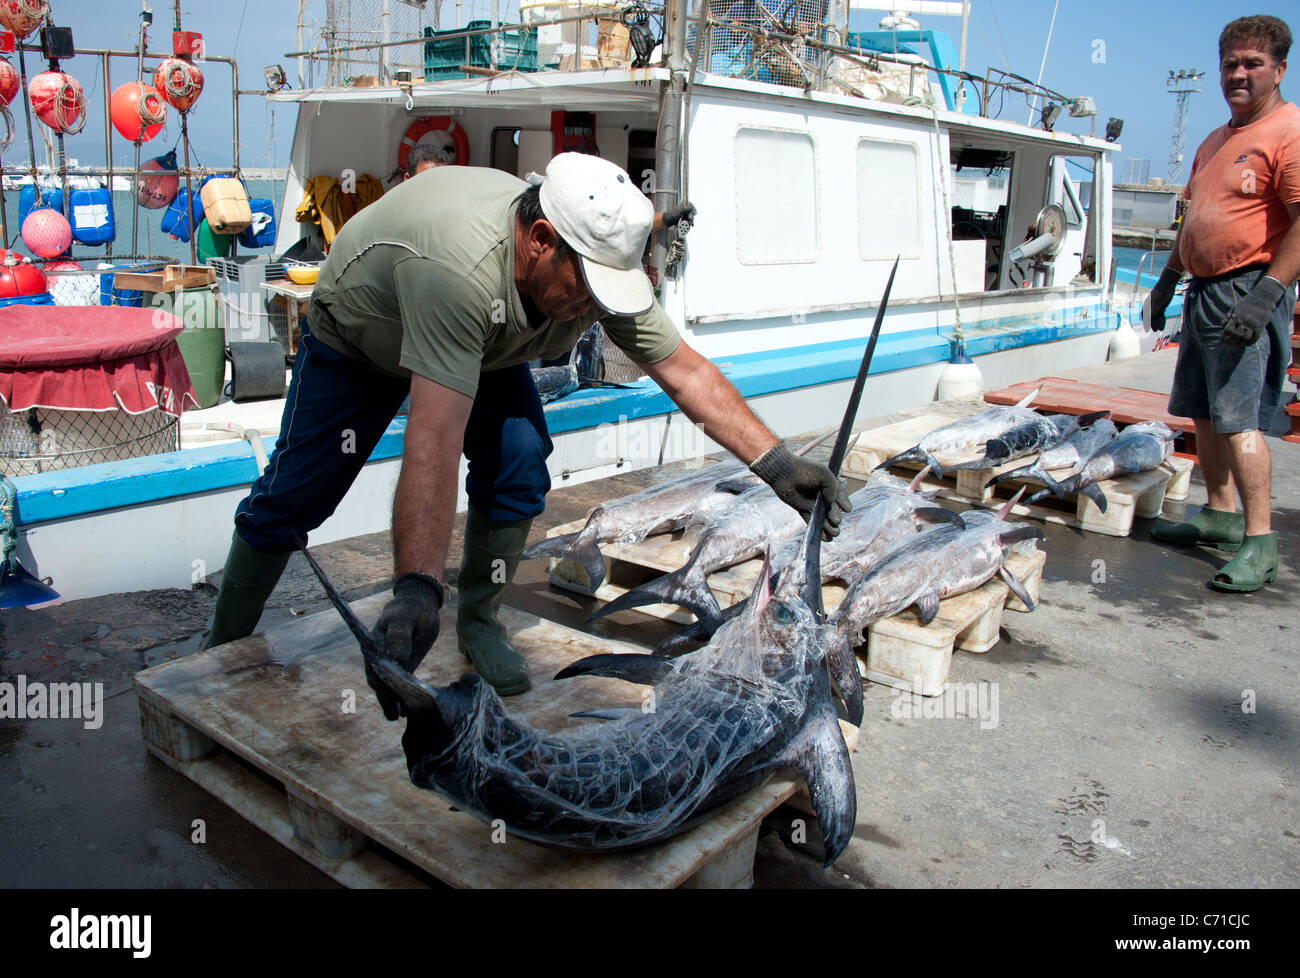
left=397, top=116, right=469, bottom=172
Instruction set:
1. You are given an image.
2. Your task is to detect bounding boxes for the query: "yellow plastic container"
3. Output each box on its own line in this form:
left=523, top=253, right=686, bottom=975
left=285, top=265, right=318, bottom=285
left=200, top=177, right=252, bottom=234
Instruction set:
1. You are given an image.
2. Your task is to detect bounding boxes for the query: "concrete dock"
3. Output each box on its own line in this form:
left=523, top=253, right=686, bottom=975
left=1, top=348, right=1295, bottom=888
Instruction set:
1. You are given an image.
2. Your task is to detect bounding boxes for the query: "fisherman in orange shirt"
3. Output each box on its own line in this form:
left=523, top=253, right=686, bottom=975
left=1147, top=14, right=1300, bottom=592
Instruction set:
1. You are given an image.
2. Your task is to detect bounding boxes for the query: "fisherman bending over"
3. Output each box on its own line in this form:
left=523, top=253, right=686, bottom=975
left=1146, top=14, right=1299, bottom=592
left=202, top=153, right=849, bottom=713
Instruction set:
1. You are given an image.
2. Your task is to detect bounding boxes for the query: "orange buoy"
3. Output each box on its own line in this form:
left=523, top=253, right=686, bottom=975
left=153, top=57, right=204, bottom=113
left=0, top=58, right=19, bottom=106
left=110, top=81, right=166, bottom=142
left=136, top=150, right=180, bottom=209
left=21, top=208, right=72, bottom=258
left=0, top=248, right=48, bottom=298
left=28, top=70, right=85, bottom=134
left=0, top=0, right=49, bottom=41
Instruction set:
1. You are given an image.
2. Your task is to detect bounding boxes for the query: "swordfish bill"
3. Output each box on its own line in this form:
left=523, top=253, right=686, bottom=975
left=801, top=256, right=899, bottom=618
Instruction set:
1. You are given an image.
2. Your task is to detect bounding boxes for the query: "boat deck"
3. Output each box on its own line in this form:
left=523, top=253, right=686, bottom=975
left=2, top=348, right=1297, bottom=888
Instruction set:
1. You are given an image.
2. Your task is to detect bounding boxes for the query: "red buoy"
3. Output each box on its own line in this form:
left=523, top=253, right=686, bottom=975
left=136, top=151, right=180, bottom=209
left=20, top=208, right=72, bottom=258
left=110, top=81, right=166, bottom=142
left=0, top=57, right=18, bottom=106
left=153, top=57, right=204, bottom=113
left=28, top=70, right=85, bottom=134
left=0, top=0, right=49, bottom=41
left=0, top=248, right=48, bottom=298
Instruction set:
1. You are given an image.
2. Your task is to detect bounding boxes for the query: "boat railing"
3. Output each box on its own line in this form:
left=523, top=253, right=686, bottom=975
left=287, top=2, right=1098, bottom=126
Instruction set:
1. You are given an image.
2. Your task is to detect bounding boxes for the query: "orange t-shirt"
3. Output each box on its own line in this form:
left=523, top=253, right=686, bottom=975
left=1179, top=100, right=1300, bottom=278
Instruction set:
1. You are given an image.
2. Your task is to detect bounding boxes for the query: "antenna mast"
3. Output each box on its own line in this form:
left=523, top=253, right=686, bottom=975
left=1166, top=68, right=1204, bottom=184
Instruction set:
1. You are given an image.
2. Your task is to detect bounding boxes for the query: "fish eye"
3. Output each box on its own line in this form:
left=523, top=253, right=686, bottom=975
left=772, top=602, right=796, bottom=623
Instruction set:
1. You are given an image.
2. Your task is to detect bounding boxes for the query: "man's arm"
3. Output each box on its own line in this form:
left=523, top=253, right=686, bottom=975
left=639, top=340, right=777, bottom=463
left=392, top=373, right=474, bottom=579
left=1265, top=201, right=1300, bottom=288
left=640, top=340, right=851, bottom=538
left=1221, top=201, right=1300, bottom=346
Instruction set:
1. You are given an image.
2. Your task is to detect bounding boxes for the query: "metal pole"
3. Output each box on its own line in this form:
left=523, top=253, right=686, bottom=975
left=380, top=0, right=390, bottom=81
left=131, top=13, right=148, bottom=260
left=102, top=53, right=115, bottom=260
left=181, top=114, right=195, bottom=265
left=652, top=0, right=687, bottom=280
left=297, top=0, right=307, bottom=88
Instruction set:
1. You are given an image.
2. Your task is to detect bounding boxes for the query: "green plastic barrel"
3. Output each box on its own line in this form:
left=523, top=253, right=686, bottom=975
left=147, top=285, right=226, bottom=409
left=196, top=218, right=235, bottom=264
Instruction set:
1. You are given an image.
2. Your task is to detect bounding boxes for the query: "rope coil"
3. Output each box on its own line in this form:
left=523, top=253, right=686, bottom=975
left=136, top=86, right=167, bottom=127
left=157, top=58, right=203, bottom=110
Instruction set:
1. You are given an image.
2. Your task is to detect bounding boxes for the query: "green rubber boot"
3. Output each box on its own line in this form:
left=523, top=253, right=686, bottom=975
left=455, top=508, right=533, bottom=696
left=1151, top=507, right=1244, bottom=552
left=202, top=531, right=292, bottom=649
left=1209, top=532, right=1278, bottom=593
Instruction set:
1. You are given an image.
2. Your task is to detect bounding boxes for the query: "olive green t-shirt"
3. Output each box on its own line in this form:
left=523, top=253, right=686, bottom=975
left=305, top=166, right=681, bottom=398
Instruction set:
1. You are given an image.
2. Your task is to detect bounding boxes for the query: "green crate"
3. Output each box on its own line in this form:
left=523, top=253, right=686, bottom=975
left=424, top=21, right=538, bottom=80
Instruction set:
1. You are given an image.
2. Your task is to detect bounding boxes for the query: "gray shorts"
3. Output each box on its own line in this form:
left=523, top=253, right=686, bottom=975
left=1168, top=264, right=1295, bottom=434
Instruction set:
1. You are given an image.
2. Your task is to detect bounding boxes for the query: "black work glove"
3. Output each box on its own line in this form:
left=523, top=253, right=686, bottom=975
left=749, top=442, right=852, bottom=542
left=662, top=201, right=696, bottom=228
left=1143, top=266, right=1183, bottom=333
left=369, top=572, right=443, bottom=720
left=1222, top=275, right=1287, bottom=347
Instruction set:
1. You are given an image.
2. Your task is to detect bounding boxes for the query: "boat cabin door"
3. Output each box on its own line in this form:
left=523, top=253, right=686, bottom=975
left=1048, top=157, right=1088, bottom=285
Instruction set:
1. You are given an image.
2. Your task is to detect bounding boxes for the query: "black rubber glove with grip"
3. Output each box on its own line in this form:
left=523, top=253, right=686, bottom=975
left=1222, top=275, right=1287, bottom=347
left=370, top=572, right=443, bottom=720
left=662, top=201, right=697, bottom=228
left=1143, top=266, right=1183, bottom=333
left=749, top=442, right=852, bottom=541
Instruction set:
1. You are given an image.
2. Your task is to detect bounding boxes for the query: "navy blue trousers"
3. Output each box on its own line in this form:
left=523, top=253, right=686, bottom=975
left=235, top=321, right=553, bottom=552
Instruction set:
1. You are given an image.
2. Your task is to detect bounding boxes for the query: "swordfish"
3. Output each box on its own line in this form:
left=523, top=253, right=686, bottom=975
left=825, top=491, right=1043, bottom=670
left=1023, top=421, right=1174, bottom=511
left=520, top=432, right=832, bottom=591
left=874, top=388, right=1042, bottom=479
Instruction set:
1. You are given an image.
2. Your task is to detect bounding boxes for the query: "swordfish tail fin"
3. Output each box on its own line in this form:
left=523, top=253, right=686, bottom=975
left=1079, top=482, right=1109, bottom=513
left=521, top=523, right=608, bottom=592
left=587, top=559, right=725, bottom=633
left=875, top=447, right=943, bottom=480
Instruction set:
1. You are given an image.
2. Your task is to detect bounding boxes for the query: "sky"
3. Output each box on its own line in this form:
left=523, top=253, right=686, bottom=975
left=11, top=1, right=1295, bottom=181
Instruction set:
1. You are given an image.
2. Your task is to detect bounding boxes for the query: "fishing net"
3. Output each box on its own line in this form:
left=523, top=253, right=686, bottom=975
left=0, top=404, right=180, bottom=477
left=408, top=580, right=827, bottom=850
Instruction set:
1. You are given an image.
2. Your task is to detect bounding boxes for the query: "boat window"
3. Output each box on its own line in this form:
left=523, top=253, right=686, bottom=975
left=491, top=128, right=521, bottom=174
left=734, top=127, right=819, bottom=264
left=1059, top=158, right=1088, bottom=228
left=856, top=139, right=921, bottom=260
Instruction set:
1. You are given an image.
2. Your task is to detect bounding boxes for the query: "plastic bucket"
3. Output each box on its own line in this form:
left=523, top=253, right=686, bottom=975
left=148, top=284, right=225, bottom=408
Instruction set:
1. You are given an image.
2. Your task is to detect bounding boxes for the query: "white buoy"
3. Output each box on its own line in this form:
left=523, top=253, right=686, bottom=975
left=936, top=351, right=984, bottom=400
left=1108, top=314, right=1141, bottom=360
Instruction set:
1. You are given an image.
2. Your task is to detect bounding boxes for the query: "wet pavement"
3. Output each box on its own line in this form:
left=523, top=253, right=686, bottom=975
left=1, top=348, right=1296, bottom=888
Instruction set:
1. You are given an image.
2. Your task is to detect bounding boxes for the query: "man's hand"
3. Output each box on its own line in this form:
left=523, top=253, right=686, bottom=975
left=749, top=442, right=852, bottom=541
left=370, top=572, right=443, bottom=719
left=661, top=201, right=696, bottom=228
left=1143, top=266, right=1183, bottom=333
left=1222, top=275, right=1287, bottom=346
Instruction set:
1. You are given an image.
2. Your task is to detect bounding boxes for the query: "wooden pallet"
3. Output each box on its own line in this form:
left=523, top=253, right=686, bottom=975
left=845, top=414, right=1194, bottom=538
left=135, top=594, right=857, bottom=889
left=860, top=548, right=1046, bottom=697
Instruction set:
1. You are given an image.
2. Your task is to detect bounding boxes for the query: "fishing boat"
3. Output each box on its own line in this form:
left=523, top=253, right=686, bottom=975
left=3, top=0, right=1179, bottom=603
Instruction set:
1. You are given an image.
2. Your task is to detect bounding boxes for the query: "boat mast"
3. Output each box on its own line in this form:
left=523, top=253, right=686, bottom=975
left=652, top=0, right=687, bottom=281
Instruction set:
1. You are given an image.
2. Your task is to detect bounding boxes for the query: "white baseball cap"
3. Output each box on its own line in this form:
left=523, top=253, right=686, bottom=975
left=534, top=153, right=655, bottom=317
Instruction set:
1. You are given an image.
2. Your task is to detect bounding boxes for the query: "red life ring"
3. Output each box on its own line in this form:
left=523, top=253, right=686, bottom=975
left=397, top=116, right=469, bottom=172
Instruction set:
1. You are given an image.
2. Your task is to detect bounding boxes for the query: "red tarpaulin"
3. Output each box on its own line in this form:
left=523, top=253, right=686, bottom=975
left=0, top=306, right=199, bottom=416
